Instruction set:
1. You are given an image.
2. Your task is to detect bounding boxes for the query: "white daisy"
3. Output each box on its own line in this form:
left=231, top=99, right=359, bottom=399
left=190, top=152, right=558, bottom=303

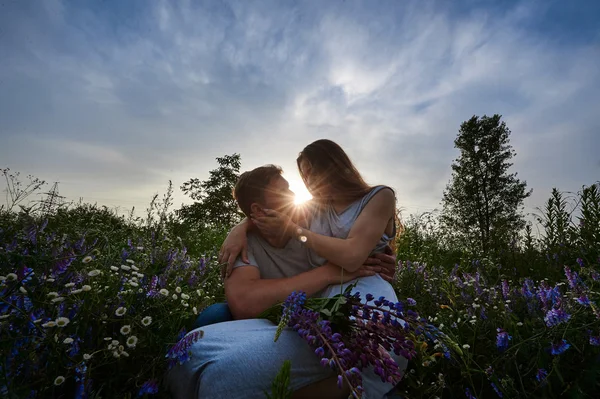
left=141, top=316, right=152, bottom=327
left=110, top=266, right=119, bottom=271
left=126, top=335, right=138, bottom=348
left=82, top=285, right=91, bottom=292
left=121, top=265, right=131, bottom=271
left=175, top=286, right=182, bottom=294
left=65, top=283, right=75, bottom=288
left=131, top=265, right=139, bottom=271
left=462, top=344, right=470, bottom=349
left=55, top=317, right=70, bottom=327
left=83, top=353, right=92, bottom=360
left=6, top=273, right=17, bottom=281
left=115, top=307, right=127, bottom=317
left=82, top=256, right=93, bottom=263
left=19, top=286, right=28, bottom=294
left=129, top=281, right=139, bottom=287
left=126, top=259, right=135, bottom=264
left=120, top=325, right=131, bottom=335
left=192, top=307, right=198, bottom=315
left=159, top=289, right=169, bottom=296
left=121, top=350, right=129, bottom=357
left=172, top=294, right=178, bottom=300
left=51, top=297, right=65, bottom=303
left=54, top=376, right=65, bottom=386
left=88, top=270, right=100, bottom=277
left=63, top=337, right=74, bottom=344
left=181, top=293, right=190, bottom=300
left=70, top=289, right=82, bottom=295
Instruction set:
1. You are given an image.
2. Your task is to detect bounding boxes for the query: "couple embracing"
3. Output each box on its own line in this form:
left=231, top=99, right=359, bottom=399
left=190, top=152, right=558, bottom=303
left=167, top=139, right=407, bottom=399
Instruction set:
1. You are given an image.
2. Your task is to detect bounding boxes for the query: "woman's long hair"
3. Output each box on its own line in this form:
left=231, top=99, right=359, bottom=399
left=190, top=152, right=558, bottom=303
left=297, top=139, right=373, bottom=204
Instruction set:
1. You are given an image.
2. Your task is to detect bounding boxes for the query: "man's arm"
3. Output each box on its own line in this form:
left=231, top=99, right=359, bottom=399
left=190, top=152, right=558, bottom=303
left=224, top=263, right=379, bottom=320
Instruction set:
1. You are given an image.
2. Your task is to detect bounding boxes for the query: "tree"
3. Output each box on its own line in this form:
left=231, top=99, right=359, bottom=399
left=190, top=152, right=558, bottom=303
left=176, top=153, right=244, bottom=230
left=441, top=114, right=532, bottom=255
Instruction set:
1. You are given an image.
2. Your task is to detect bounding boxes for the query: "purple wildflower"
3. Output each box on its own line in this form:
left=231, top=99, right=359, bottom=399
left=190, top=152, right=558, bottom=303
left=491, top=382, right=503, bottom=397
left=465, top=387, right=477, bottom=399
left=544, top=308, right=571, bottom=327
left=166, top=330, right=204, bottom=369
left=138, top=379, right=159, bottom=396
left=589, top=334, right=600, bottom=346
left=407, top=298, right=417, bottom=306
left=576, top=258, right=584, bottom=267
left=501, top=280, right=510, bottom=300
left=576, top=295, right=591, bottom=306
left=496, top=329, right=512, bottom=352
left=536, top=368, right=548, bottom=384
left=550, top=339, right=571, bottom=355
left=564, top=266, right=579, bottom=289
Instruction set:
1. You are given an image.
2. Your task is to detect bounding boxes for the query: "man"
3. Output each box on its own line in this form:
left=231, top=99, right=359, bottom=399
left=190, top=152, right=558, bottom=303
left=167, top=165, right=402, bottom=399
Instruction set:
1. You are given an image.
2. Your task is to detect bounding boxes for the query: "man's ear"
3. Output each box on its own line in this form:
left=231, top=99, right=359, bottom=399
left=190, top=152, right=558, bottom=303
left=249, top=203, right=266, bottom=217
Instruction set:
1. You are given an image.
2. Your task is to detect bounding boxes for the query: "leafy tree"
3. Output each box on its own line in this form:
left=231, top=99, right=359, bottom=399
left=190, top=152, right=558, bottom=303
left=177, top=153, right=244, bottom=230
left=441, top=114, right=531, bottom=255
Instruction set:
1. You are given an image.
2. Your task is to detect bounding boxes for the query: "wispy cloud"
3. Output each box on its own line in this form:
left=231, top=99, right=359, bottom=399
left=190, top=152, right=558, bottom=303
left=1, top=0, right=598, bottom=215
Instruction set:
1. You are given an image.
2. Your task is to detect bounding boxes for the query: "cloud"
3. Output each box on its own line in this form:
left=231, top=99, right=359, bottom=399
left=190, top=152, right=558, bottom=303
left=0, top=0, right=598, bottom=218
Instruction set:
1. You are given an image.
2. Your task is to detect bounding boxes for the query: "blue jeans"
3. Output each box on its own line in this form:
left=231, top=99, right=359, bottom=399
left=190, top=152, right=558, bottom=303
left=192, top=302, right=233, bottom=329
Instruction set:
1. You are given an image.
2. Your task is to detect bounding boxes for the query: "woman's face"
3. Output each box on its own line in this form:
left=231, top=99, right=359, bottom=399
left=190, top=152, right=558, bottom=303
left=299, top=158, right=329, bottom=199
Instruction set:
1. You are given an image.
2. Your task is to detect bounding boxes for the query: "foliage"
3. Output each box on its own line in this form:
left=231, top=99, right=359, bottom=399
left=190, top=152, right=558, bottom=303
left=0, top=214, right=225, bottom=397
left=265, top=360, right=293, bottom=399
left=441, top=115, right=532, bottom=256
left=177, top=154, right=244, bottom=230
left=394, top=182, right=600, bottom=398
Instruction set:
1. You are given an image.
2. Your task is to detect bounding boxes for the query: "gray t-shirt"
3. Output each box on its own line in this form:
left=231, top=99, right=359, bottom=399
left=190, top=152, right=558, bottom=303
left=233, top=232, right=312, bottom=279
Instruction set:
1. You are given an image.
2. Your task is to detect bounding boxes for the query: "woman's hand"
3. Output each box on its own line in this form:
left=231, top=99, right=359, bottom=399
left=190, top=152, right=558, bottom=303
left=251, top=209, right=298, bottom=239
left=218, top=221, right=250, bottom=279
left=322, top=262, right=380, bottom=284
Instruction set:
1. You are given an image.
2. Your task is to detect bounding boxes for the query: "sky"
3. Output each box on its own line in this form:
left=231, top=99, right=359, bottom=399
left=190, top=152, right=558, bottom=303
left=1, top=0, right=599, bottom=220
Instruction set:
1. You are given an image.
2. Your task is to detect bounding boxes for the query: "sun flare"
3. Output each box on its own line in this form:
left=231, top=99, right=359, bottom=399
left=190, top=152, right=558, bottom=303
left=286, top=177, right=313, bottom=205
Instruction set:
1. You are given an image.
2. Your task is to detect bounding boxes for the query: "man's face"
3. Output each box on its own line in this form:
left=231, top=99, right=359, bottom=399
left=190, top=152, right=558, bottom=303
left=260, top=175, right=295, bottom=214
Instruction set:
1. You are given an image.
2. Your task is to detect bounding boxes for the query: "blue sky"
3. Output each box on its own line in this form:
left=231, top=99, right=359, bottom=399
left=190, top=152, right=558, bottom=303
left=1, top=0, right=599, bottom=218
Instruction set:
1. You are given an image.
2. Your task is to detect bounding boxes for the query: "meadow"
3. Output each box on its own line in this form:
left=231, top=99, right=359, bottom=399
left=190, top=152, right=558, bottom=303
left=1, top=167, right=599, bottom=398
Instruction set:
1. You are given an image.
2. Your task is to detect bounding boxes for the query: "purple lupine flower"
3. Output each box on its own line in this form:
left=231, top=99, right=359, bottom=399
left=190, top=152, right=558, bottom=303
left=496, top=329, right=512, bottom=352
left=589, top=334, right=600, bottom=346
left=465, top=387, right=477, bottom=399
left=544, top=308, right=571, bottom=327
left=576, top=258, right=584, bottom=267
left=138, top=379, right=159, bottom=396
left=536, top=368, right=548, bottom=383
left=407, top=298, right=417, bottom=306
left=550, top=339, right=570, bottom=355
left=491, top=382, right=503, bottom=397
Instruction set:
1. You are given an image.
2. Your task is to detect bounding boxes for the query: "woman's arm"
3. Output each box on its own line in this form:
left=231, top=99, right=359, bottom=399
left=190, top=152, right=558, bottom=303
left=258, top=189, right=396, bottom=273
left=218, top=218, right=251, bottom=277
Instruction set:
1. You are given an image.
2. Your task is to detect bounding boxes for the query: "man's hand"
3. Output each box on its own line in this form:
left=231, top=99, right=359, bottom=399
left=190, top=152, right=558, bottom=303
left=362, top=251, right=397, bottom=283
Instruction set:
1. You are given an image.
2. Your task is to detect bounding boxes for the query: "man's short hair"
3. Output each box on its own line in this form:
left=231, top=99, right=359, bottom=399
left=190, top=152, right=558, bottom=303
left=234, top=165, right=283, bottom=217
